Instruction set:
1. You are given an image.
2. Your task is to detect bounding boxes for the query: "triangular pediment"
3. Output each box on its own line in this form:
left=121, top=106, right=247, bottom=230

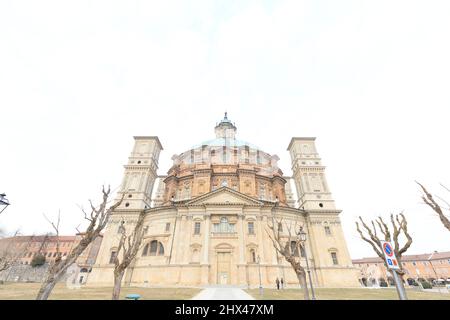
left=186, top=187, right=263, bottom=206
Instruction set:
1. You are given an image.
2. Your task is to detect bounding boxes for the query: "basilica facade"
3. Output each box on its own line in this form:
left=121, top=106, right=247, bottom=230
left=87, top=114, right=359, bottom=288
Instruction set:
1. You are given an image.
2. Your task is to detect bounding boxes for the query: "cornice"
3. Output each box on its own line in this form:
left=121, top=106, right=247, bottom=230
left=236, top=168, right=257, bottom=175
left=186, top=186, right=264, bottom=206
left=133, top=136, right=163, bottom=151
left=287, top=137, right=316, bottom=151
left=305, top=209, right=343, bottom=215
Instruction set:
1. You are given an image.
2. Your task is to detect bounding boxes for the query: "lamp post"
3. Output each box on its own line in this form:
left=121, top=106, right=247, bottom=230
left=428, top=251, right=442, bottom=294
left=257, top=255, right=263, bottom=296
left=0, top=193, right=10, bottom=215
left=297, top=227, right=316, bottom=300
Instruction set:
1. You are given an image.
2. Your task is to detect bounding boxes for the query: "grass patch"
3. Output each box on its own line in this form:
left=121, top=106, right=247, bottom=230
left=0, top=282, right=201, bottom=300
left=246, top=288, right=450, bottom=300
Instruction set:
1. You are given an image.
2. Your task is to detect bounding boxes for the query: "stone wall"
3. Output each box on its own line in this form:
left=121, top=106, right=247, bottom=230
left=0, top=263, right=73, bottom=283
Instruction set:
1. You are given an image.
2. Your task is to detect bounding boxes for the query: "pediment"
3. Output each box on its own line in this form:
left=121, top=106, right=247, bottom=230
left=186, top=187, right=263, bottom=206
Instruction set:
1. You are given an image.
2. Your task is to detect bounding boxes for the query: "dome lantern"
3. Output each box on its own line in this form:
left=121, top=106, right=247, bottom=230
left=215, top=112, right=237, bottom=139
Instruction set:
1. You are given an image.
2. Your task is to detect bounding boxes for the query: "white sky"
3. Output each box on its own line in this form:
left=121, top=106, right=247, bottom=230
left=1, top=0, right=449, bottom=259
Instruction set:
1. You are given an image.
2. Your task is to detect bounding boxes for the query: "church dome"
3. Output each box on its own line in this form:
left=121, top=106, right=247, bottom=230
left=162, top=113, right=286, bottom=206
left=173, top=113, right=274, bottom=167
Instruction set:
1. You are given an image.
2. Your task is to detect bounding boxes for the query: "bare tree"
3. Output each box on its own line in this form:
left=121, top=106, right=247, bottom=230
left=265, top=217, right=310, bottom=300
left=0, top=231, right=27, bottom=273
left=355, top=213, right=412, bottom=285
left=417, top=182, right=450, bottom=232
left=36, top=186, right=123, bottom=300
left=111, top=210, right=146, bottom=300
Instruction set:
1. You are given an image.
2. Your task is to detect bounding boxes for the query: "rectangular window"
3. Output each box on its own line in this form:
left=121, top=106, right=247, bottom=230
left=324, top=226, right=331, bottom=235
left=213, top=218, right=235, bottom=233
left=109, top=251, right=117, bottom=264
left=165, top=223, right=170, bottom=232
left=222, top=146, right=227, bottom=163
left=331, top=252, right=339, bottom=265
left=244, top=145, right=250, bottom=164
left=248, top=222, right=255, bottom=235
left=194, top=222, right=201, bottom=235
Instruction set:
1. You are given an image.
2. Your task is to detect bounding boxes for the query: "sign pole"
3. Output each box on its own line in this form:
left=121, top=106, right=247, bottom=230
left=392, top=270, right=408, bottom=300
left=381, top=241, right=408, bottom=300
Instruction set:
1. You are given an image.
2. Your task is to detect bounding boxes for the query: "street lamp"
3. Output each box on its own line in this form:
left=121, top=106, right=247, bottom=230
left=0, top=193, right=10, bottom=215
left=297, top=227, right=316, bottom=300
left=428, top=251, right=443, bottom=294
left=257, top=255, right=263, bottom=296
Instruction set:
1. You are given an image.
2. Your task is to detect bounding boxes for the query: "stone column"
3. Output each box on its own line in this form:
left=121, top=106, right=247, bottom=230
left=176, top=214, right=187, bottom=264
left=238, top=214, right=245, bottom=264
left=202, top=214, right=210, bottom=264
left=201, top=213, right=210, bottom=285
left=258, top=216, right=267, bottom=262
left=237, top=213, right=247, bottom=286
left=182, top=215, right=192, bottom=264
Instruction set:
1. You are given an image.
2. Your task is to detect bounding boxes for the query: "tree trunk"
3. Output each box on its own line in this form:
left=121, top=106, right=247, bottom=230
left=36, top=276, right=58, bottom=300
left=296, top=271, right=310, bottom=300
left=112, top=270, right=125, bottom=300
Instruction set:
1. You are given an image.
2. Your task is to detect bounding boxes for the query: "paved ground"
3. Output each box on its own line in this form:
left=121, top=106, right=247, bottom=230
left=192, top=287, right=255, bottom=300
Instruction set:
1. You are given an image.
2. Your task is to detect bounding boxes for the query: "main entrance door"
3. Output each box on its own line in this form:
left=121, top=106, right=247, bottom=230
left=217, top=252, right=231, bottom=285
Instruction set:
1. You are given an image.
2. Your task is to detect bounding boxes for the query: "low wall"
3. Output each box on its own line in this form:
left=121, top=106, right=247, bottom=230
left=0, top=263, right=75, bottom=283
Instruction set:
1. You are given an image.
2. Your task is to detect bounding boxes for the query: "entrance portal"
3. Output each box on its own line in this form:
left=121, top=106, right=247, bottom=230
left=217, top=252, right=231, bottom=285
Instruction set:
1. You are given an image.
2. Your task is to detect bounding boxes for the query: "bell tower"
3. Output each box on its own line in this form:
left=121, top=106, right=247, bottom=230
left=115, top=136, right=163, bottom=210
left=287, top=137, right=336, bottom=210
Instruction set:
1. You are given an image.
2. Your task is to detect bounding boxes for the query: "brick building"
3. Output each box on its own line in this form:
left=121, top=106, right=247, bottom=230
left=352, top=251, right=450, bottom=286
left=0, top=235, right=76, bottom=265
left=0, top=233, right=103, bottom=283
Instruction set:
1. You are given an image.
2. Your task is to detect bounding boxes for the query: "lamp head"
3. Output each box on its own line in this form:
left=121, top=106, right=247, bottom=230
left=297, top=227, right=307, bottom=242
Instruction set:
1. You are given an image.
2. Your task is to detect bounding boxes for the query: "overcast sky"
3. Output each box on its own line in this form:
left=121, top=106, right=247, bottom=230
left=1, top=0, right=449, bottom=259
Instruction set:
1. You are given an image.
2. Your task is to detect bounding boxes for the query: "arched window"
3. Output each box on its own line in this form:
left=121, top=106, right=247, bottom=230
left=150, top=240, right=158, bottom=256
left=250, top=249, right=256, bottom=263
left=142, top=243, right=149, bottom=256
left=145, top=240, right=164, bottom=257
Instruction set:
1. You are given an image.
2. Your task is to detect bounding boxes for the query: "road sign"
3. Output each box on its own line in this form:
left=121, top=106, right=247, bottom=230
left=380, top=241, right=407, bottom=300
left=381, top=241, right=400, bottom=270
